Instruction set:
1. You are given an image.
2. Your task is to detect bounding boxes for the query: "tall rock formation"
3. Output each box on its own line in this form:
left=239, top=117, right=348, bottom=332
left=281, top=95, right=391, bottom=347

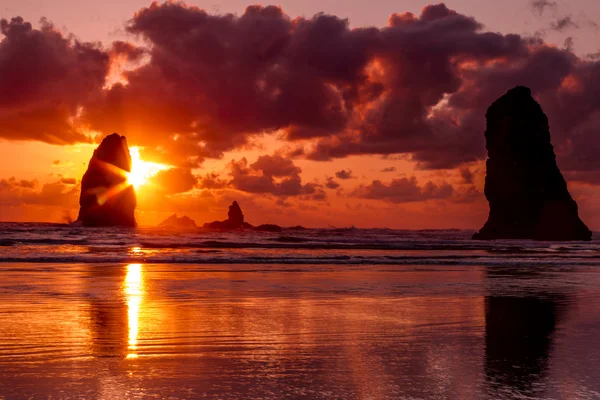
left=474, top=86, right=591, bottom=241
left=76, top=133, right=137, bottom=227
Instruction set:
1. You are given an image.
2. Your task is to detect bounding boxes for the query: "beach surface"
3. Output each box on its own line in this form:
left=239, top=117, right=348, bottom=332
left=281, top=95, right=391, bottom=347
left=1, top=260, right=600, bottom=399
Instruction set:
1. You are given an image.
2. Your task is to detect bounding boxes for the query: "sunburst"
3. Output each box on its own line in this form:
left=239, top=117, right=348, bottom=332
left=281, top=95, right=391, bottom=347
left=87, top=146, right=167, bottom=207
left=127, top=147, right=167, bottom=189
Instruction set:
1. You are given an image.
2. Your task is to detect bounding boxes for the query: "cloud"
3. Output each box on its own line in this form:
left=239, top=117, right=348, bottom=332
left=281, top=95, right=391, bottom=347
left=149, top=168, right=198, bottom=194
left=335, top=169, right=354, bottom=180
left=550, top=16, right=579, bottom=32
left=459, top=167, right=475, bottom=184
left=0, top=17, right=108, bottom=144
left=251, top=155, right=301, bottom=178
left=325, top=177, right=340, bottom=189
left=531, top=0, right=557, bottom=16
left=0, top=177, right=79, bottom=208
left=564, top=171, right=600, bottom=185
left=198, top=172, right=228, bottom=189
left=2, top=3, right=600, bottom=182
left=351, top=177, right=454, bottom=203
left=380, top=167, right=396, bottom=173
left=229, top=155, right=325, bottom=199
left=80, top=2, right=524, bottom=169
left=292, top=4, right=538, bottom=167
left=0, top=177, right=38, bottom=190
left=59, top=178, right=77, bottom=185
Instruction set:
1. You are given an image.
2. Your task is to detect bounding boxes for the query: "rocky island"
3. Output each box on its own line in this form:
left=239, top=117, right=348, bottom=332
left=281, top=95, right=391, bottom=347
left=473, top=86, right=591, bottom=241
left=204, top=201, right=252, bottom=230
left=204, top=201, right=282, bottom=232
left=76, top=133, right=137, bottom=227
left=158, top=214, right=197, bottom=230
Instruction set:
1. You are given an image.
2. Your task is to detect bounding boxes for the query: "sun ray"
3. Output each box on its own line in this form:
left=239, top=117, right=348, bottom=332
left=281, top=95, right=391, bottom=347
left=82, top=146, right=169, bottom=207
left=127, top=147, right=168, bottom=189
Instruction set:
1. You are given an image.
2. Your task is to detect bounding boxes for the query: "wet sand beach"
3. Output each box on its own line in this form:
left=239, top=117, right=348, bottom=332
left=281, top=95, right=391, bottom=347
left=1, top=262, right=599, bottom=399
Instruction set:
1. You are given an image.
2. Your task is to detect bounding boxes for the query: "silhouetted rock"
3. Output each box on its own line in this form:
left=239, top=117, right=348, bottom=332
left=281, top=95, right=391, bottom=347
left=227, top=201, right=244, bottom=226
left=288, top=225, right=308, bottom=230
left=254, top=224, right=282, bottom=233
left=204, top=201, right=250, bottom=229
left=158, top=214, right=197, bottom=230
left=76, top=133, right=137, bottom=227
left=474, top=87, right=591, bottom=241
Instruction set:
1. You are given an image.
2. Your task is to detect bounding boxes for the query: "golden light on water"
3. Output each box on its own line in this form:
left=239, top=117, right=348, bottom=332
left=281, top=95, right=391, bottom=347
left=127, top=147, right=167, bottom=189
left=124, top=263, right=144, bottom=359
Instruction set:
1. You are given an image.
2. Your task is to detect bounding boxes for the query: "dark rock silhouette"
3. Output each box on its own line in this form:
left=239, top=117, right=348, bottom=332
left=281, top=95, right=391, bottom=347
left=76, top=133, right=137, bottom=227
left=204, top=201, right=253, bottom=229
left=227, top=201, right=244, bottom=227
left=474, top=86, right=591, bottom=241
left=254, top=224, right=282, bottom=233
left=289, top=225, right=308, bottom=230
left=158, top=214, right=197, bottom=230
left=204, top=201, right=285, bottom=231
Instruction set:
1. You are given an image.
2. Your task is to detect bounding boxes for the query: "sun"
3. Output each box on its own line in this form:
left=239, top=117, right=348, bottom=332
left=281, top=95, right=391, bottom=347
left=127, top=147, right=167, bottom=189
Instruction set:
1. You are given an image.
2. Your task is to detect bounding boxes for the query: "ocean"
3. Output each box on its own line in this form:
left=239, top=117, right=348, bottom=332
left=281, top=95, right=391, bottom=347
left=0, top=223, right=599, bottom=399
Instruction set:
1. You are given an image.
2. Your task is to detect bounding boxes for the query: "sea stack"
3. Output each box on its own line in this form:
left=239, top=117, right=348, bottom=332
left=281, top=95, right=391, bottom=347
left=204, top=201, right=252, bottom=229
left=76, top=133, right=137, bottom=227
left=473, top=86, right=591, bottom=241
left=158, top=214, right=197, bottom=230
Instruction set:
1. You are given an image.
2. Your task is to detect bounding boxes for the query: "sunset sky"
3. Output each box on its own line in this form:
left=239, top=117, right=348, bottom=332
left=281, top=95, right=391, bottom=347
left=1, top=0, right=600, bottom=228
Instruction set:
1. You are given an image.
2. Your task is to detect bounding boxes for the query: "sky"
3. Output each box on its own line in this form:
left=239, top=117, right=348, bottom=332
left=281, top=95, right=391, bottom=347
left=1, top=0, right=600, bottom=228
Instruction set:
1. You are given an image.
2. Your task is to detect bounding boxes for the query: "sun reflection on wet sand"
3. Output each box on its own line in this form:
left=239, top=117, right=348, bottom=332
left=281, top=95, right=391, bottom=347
left=2, top=263, right=600, bottom=398
left=124, top=263, right=143, bottom=359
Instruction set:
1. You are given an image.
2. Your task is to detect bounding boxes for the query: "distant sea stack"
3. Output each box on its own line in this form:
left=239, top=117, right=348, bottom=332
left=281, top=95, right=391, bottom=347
left=158, top=214, right=197, bottom=230
left=76, top=133, right=137, bottom=227
left=204, top=201, right=283, bottom=231
left=204, top=201, right=252, bottom=230
left=473, top=86, right=591, bottom=241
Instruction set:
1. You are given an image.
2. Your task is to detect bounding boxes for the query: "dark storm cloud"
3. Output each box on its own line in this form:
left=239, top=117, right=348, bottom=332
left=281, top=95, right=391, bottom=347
left=85, top=2, right=520, bottom=168
left=4, top=3, right=600, bottom=181
left=351, top=177, right=454, bottom=203
left=0, top=17, right=108, bottom=144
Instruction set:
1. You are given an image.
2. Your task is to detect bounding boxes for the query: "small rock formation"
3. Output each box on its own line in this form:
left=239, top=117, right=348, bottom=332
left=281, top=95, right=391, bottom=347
left=204, top=201, right=253, bottom=229
left=204, top=201, right=285, bottom=231
left=227, top=201, right=245, bottom=227
left=473, top=86, right=591, bottom=241
left=158, top=214, right=197, bottom=230
left=76, top=133, right=137, bottom=227
left=254, top=224, right=283, bottom=233
left=289, top=225, right=308, bottom=230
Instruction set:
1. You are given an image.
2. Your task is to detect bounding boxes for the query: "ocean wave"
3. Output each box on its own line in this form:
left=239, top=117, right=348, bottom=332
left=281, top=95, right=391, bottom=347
left=0, top=223, right=598, bottom=266
left=1, top=254, right=599, bottom=266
